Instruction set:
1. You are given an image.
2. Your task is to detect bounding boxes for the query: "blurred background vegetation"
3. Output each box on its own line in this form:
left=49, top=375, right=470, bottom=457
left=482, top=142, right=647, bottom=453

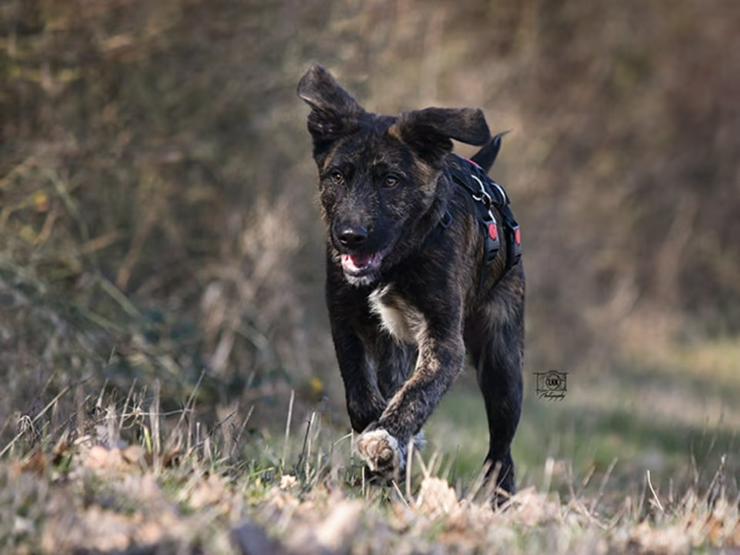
left=1, top=0, right=738, bottom=489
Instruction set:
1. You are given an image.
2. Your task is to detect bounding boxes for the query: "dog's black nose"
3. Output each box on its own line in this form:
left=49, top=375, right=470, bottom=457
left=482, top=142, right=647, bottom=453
left=337, top=226, right=368, bottom=248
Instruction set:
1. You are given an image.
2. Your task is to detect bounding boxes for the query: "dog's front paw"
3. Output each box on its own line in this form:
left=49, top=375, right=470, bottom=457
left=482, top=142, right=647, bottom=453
left=355, top=429, right=402, bottom=479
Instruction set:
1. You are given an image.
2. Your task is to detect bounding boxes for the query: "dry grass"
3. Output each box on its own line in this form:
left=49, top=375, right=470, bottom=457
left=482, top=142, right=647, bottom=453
left=1, top=386, right=737, bottom=555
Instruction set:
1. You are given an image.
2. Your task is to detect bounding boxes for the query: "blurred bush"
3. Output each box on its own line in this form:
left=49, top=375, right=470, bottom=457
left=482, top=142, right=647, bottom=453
left=1, top=0, right=738, bottom=433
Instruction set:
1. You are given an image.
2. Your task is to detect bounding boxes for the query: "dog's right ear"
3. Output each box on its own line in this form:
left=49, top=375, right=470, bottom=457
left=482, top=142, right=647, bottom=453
left=297, top=65, right=364, bottom=153
left=391, top=107, right=490, bottom=166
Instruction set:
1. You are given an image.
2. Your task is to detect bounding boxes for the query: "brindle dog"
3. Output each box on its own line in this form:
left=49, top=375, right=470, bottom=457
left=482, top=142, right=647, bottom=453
left=298, top=65, right=524, bottom=496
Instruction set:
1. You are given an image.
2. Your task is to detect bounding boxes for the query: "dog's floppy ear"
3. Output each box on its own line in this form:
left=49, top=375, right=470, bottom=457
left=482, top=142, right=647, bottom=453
left=392, top=107, right=491, bottom=165
left=297, top=65, right=364, bottom=153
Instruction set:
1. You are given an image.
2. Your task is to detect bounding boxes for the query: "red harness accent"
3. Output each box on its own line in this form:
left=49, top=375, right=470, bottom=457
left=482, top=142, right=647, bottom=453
left=488, top=223, right=498, bottom=241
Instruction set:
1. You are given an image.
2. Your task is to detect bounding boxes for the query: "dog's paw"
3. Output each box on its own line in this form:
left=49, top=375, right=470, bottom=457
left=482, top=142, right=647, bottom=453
left=355, top=429, right=402, bottom=479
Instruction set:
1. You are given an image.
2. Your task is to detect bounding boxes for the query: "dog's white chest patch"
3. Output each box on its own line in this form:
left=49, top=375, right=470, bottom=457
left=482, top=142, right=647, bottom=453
left=368, top=285, right=425, bottom=343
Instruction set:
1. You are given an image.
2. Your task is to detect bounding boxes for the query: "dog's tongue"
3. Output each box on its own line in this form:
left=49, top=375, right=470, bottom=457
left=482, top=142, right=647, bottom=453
left=350, top=254, right=372, bottom=267
left=341, top=253, right=379, bottom=273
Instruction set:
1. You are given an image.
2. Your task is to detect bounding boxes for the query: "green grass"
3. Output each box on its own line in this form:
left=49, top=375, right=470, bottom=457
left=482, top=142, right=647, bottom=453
left=426, top=348, right=739, bottom=500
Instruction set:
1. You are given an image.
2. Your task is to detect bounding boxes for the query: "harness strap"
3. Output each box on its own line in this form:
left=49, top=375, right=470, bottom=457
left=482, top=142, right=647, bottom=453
left=443, top=154, right=522, bottom=280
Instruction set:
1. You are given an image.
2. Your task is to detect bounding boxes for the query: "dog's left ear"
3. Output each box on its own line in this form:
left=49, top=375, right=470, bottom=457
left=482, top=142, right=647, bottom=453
left=392, top=107, right=491, bottom=165
left=297, top=64, right=365, bottom=155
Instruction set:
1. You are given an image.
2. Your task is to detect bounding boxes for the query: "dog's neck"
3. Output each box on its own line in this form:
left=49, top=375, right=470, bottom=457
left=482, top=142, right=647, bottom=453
left=402, top=170, right=453, bottom=253
left=420, top=174, right=452, bottom=235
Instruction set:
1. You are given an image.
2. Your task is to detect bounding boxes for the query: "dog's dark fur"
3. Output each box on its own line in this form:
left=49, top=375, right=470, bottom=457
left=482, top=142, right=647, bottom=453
left=298, top=65, right=524, bottom=495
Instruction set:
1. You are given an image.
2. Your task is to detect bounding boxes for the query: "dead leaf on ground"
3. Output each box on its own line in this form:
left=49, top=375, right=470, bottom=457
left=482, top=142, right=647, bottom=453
left=415, top=477, right=458, bottom=517
left=20, top=450, right=47, bottom=475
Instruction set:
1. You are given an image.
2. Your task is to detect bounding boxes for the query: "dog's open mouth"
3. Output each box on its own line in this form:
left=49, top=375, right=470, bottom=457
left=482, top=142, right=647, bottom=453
left=341, top=252, right=383, bottom=276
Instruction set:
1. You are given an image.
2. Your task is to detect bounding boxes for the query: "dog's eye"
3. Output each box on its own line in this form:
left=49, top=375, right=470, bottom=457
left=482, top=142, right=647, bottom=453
left=384, top=175, right=399, bottom=188
left=329, top=170, right=344, bottom=185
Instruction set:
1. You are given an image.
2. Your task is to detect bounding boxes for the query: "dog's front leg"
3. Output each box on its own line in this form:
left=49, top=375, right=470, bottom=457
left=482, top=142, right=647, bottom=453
left=329, top=315, right=387, bottom=435
left=325, top=258, right=388, bottom=433
left=356, top=302, right=464, bottom=479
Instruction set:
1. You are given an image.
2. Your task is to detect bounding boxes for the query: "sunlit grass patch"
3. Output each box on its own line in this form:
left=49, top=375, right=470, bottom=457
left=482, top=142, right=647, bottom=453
left=427, top=346, right=738, bottom=499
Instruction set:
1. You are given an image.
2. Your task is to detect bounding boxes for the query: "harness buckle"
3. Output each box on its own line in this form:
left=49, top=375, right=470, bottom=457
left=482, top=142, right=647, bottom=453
left=470, top=175, right=493, bottom=208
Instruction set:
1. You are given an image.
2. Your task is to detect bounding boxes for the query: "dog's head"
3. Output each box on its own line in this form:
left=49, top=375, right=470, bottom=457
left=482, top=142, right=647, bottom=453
left=298, top=65, right=490, bottom=286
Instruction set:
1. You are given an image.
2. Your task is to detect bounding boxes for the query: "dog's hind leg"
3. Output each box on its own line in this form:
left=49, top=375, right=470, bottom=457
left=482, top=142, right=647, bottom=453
left=467, top=276, right=524, bottom=498
left=476, top=329, right=523, bottom=497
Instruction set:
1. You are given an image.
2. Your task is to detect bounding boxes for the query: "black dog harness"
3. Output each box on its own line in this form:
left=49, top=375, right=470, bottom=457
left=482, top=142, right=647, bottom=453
left=442, top=152, right=522, bottom=276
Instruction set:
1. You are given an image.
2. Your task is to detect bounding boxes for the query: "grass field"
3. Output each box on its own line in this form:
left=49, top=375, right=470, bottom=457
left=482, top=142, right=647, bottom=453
left=1, top=340, right=737, bottom=554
